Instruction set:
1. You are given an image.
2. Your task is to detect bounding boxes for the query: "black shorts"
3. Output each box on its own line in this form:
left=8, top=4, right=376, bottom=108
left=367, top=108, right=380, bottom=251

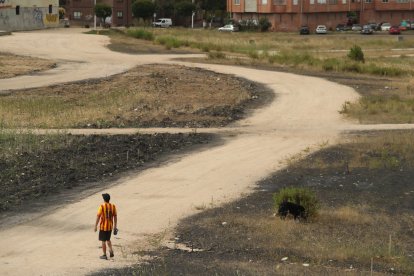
left=99, top=230, right=112, bottom=241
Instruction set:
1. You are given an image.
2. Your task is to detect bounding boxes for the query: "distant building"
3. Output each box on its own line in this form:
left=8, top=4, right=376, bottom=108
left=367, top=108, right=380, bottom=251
left=0, top=0, right=59, bottom=31
left=227, top=0, right=414, bottom=31
left=63, top=0, right=132, bottom=27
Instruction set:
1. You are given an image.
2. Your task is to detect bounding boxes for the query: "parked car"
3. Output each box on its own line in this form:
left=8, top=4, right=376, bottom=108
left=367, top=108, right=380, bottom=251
left=299, top=26, right=310, bottom=35
left=381, top=22, right=391, bottom=31
left=218, top=24, right=239, bottom=32
left=152, top=18, right=172, bottom=28
left=389, top=26, right=401, bottom=35
left=367, top=22, right=379, bottom=31
left=315, top=25, right=327, bottom=34
left=360, top=25, right=374, bottom=35
left=335, top=24, right=350, bottom=31
left=351, top=24, right=362, bottom=31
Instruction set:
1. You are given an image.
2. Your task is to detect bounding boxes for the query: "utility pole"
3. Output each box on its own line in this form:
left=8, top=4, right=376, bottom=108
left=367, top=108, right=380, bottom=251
left=94, top=0, right=96, bottom=29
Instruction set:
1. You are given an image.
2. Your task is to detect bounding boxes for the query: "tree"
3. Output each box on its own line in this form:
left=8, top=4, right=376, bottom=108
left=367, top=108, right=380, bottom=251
left=155, top=0, right=174, bottom=18
left=132, top=0, right=156, bottom=22
left=94, top=3, right=112, bottom=24
left=200, top=0, right=226, bottom=11
left=174, top=1, right=196, bottom=18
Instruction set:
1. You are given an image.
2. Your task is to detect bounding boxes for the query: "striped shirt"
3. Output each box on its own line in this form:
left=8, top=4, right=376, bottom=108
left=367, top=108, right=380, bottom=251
left=97, top=203, right=117, bottom=231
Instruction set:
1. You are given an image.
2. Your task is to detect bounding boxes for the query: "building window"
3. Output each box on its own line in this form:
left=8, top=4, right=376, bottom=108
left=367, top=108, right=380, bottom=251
left=317, top=0, right=327, bottom=3
left=293, top=0, right=298, bottom=5
left=273, top=0, right=287, bottom=4
left=117, top=11, right=123, bottom=19
left=310, top=0, right=315, bottom=4
left=16, top=5, right=20, bottom=15
left=365, top=0, right=372, bottom=3
left=234, top=0, right=240, bottom=4
left=342, top=0, right=346, bottom=4
left=396, top=0, right=408, bottom=2
left=329, top=0, right=337, bottom=4
left=74, top=11, right=81, bottom=19
left=382, top=0, right=388, bottom=2
left=49, top=5, right=53, bottom=14
left=262, top=0, right=268, bottom=4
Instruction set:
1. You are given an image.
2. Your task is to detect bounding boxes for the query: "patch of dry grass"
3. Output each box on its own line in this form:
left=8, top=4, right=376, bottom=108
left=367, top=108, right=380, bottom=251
left=0, top=52, right=56, bottom=79
left=0, top=64, right=253, bottom=128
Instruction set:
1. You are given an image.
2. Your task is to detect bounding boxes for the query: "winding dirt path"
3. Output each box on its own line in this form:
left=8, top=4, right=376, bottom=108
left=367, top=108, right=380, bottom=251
left=0, top=28, right=411, bottom=276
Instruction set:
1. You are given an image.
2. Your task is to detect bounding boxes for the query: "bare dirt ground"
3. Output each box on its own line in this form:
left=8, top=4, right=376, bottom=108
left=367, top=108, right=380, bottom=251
left=0, top=28, right=412, bottom=275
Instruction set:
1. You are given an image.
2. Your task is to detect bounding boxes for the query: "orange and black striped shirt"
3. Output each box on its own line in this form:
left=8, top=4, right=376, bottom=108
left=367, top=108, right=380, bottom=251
left=97, top=203, right=117, bottom=231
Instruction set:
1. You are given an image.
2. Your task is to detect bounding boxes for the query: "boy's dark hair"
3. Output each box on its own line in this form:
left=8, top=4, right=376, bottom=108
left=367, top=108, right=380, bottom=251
left=102, top=193, right=110, bottom=202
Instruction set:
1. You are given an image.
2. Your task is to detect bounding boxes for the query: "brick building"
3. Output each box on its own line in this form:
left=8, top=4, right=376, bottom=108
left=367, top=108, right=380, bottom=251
left=63, top=0, right=132, bottom=27
left=227, top=0, right=414, bottom=31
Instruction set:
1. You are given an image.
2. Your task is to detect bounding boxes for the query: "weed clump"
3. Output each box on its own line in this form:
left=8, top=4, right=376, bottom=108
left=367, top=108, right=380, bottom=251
left=207, top=51, right=226, bottom=59
left=273, top=187, right=319, bottom=218
left=348, top=45, right=365, bottom=63
left=126, top=28, right=154, bottom=41
left=156, top=36, right=183, bottom=49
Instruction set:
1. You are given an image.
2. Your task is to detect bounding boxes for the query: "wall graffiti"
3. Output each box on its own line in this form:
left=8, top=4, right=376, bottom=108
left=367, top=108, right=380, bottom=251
left=45, top=13, right=58, bottom=24
left=33, top=8, right=43, bottom=23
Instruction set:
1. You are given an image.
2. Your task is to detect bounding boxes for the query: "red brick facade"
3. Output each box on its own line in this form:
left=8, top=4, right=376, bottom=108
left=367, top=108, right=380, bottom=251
left=64, top=0, right=132, bottom=27
left=227, top=0, right=414, bottom=31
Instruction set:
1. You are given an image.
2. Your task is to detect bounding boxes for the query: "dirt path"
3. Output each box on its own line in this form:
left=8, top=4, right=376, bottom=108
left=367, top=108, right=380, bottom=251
left=0, top=28, right=400, bottom=275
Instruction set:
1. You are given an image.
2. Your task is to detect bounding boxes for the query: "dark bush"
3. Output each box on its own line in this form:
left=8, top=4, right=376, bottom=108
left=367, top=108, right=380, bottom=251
left=273, top=187, right=319, bottom=218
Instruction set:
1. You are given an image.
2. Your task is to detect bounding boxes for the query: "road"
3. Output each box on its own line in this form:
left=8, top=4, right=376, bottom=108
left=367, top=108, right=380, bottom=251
left=0, top=28, right=407, bottom=275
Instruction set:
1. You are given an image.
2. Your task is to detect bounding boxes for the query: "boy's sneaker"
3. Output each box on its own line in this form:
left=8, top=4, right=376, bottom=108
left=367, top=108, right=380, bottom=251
left=100, top=255, right=107, bottom=260
left=109, top=251, right=114, bottom=258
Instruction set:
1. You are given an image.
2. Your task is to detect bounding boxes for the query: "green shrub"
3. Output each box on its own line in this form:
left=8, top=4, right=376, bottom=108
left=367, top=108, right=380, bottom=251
left=341, top=62, right=362, bottom=73
left=348, top=45, right=365, bottom=63
left=363, top=63, right=405, bottom=77
left=273, top=187, right=319, bottom=218
left=259, top=17, right=272, bottom=32
left=248, top=50, right=259, bottom=59
left=126, top=28, right=154, bottom=41
left=322, top=58, right=340, bottom=71
left=156, top=36, right=182, bottom=49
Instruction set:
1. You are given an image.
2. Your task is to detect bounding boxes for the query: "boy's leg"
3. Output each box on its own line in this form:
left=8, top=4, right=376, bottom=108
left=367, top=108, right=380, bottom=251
left=102, top=241, right=107, bottom=255
left=107, top=240, right=114, bottom=257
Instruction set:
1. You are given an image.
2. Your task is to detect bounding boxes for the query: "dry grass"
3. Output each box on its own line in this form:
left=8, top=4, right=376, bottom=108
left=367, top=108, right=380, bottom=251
left=0, top=52, right=56, bottom=79
left=0, top=64, right=252, bottom=128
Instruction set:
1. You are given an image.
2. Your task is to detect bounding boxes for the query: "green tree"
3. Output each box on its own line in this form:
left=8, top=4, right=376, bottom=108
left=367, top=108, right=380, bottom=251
left=132, top=0, right=156, bottom=22
left=94, top=3, right=112, bottom=24
left=200, top=0, right=226, bottom=11
left=154, top=0, right=175, bottom=18
left=174, top=1, right=196, bottom=18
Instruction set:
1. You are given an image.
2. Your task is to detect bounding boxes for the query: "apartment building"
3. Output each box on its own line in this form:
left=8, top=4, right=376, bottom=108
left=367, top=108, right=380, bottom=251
left=63, top=0, right=132, bottom=27
left=227, top=0, right=414, bottom=31
left=0, top=0, right=59, bottom=31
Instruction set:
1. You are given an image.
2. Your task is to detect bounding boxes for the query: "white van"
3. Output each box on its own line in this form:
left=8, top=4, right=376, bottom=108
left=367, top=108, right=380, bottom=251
left=152, top=18, right=172, bottom=28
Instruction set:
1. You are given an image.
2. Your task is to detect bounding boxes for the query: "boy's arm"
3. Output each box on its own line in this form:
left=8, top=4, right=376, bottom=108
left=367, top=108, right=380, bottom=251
left=94, top=215, right=100, bottom=232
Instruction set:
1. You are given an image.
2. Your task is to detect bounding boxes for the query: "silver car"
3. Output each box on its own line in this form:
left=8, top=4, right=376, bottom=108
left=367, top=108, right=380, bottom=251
left=315, top=25, right=327, bottom=34
left=218, top=24, right=239, bottom=32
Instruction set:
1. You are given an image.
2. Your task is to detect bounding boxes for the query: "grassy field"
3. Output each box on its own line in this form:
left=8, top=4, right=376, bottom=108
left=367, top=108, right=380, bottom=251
left=3, top=29, right=414, bottom=274
left=0, top=64, right=264, bottom=128
left=105, top=28, right=414, bottom=124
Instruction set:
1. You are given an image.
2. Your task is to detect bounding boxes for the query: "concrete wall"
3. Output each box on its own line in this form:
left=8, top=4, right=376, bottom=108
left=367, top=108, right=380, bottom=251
left=0, top=0, right=59, bottom=31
